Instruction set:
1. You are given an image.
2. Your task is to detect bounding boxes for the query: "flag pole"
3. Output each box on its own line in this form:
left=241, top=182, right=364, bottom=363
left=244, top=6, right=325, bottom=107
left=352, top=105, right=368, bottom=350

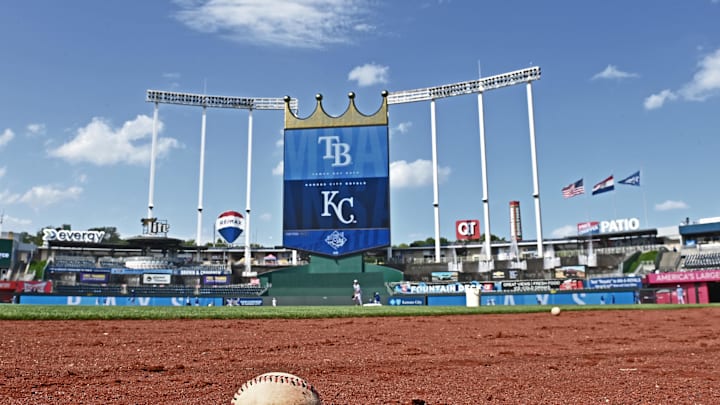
left=612, top=172, right=618, bottom=218
left=640, top=169, right=649, bottom=228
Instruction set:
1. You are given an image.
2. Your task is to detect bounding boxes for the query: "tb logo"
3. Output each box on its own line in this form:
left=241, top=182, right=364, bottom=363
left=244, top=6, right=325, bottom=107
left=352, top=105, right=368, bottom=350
left=318, top=135, right=352, bottom=167
left=321, top=191, right=356, bottom=224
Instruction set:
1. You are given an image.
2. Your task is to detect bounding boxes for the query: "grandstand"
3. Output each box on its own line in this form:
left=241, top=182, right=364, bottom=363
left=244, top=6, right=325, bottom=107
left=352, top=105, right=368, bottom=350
left=7, top=216, right=720, bottom=305
left=681, top=251, right=720, bottom=270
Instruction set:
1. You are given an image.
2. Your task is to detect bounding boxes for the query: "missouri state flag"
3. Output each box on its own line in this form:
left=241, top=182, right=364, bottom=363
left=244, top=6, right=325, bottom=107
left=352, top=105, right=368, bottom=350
left=592, top=175, right=614, bottom=195
left=618, top=170, right=641, bottom=187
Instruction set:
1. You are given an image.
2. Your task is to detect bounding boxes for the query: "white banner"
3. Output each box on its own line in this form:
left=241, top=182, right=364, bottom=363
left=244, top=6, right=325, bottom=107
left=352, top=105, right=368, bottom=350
left=143, top=274, right=171, bottom=285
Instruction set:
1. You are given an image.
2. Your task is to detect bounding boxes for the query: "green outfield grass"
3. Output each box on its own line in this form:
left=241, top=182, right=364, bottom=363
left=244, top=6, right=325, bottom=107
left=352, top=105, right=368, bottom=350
left=0, top=304, right=717, bottom=321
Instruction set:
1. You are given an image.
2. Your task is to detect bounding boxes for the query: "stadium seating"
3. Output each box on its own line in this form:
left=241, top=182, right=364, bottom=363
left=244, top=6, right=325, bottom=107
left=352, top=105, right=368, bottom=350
left=682, top=252, right=720, bottom=269
left=52, top=255, right=96, bottom=268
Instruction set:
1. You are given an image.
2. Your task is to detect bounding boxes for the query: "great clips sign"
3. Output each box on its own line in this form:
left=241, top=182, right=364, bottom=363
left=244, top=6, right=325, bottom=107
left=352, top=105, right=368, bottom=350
left=456, top=219, right=480, bottom=240
left=578, top=218, right=640, bottom=235
left=283, top=102, right=390, bottom=257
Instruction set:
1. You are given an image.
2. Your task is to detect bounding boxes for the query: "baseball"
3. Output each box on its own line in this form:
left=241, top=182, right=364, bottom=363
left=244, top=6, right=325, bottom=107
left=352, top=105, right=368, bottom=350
left=550, top=306, right=561, bottom=316
left=232, top=372, right=321, bottom=405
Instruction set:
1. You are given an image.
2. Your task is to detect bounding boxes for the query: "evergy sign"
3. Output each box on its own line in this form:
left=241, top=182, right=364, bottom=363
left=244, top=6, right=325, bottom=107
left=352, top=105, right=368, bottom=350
left=42, top=229, right=106, bottom=243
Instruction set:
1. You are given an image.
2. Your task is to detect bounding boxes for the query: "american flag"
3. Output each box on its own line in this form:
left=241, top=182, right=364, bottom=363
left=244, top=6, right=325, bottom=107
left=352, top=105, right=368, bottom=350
left=562, top=179, right=584, bottom=198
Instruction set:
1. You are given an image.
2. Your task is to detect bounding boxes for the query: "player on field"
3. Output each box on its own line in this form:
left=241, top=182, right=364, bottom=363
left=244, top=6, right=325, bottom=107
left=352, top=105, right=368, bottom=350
left=352, top=280, right=362, bottom=306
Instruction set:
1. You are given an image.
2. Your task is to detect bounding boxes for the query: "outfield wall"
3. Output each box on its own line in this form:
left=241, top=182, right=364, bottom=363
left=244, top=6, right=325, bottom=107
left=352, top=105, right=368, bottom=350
left=19, top=295, right=225, bottom=306
left=391, top=290, right=638, bottom=306
left=18, top=289, right=637, bottom=307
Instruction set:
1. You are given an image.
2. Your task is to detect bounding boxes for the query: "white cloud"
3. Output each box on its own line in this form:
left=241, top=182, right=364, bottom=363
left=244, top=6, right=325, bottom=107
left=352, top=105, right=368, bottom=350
left=17, top=185, right=83, bottom=209
left=592, top=65, right=638, bottom=80
left=162, top=72, right=181, bottom=88
left=645, top=48, right=720, bottom=109
left=678, top=48, right=720, bottom=101
left=26, top=123, right=46, bottom=136
left=174, top=0, right=374, bottom=49
left=0, top=128, right=15, bottom=148
left=354, top=23, right=375, bottom=32
left=390, top=121, right=412, bottom=138
left=259, top=212, right=272, bottom=221
left=348, top=63, right=389, bottom=87
left=551, top=225, right=576, bottom=238
left=48, top=115, right=180, bottom=166
left=272, top=160, right=284, bottom=176
left=390, top=159, right=451, bottom=188
left=0, top=190, right=20, bottom=204
left=0, top=166, right=6, bottom=178
left=655, top=200, right=689, bottom=211
left=644, top=89, right=677, bottom=110
left=2, top=215, right=32, bottom=228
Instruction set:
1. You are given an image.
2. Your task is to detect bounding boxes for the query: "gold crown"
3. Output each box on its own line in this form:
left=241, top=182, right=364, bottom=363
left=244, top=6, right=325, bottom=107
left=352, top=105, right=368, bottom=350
left=284, top=91, right=388, bottom=129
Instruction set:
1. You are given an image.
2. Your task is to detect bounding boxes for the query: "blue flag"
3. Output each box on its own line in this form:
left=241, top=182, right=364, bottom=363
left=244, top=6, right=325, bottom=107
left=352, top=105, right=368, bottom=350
left=618, top=171, right=640, bottom=187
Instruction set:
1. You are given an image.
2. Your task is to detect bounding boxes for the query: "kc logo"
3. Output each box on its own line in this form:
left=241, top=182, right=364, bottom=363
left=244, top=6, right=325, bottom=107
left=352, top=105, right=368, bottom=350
left=321, top=191, right=356, bottom=224
left=318, top=135, right=352, bottom=167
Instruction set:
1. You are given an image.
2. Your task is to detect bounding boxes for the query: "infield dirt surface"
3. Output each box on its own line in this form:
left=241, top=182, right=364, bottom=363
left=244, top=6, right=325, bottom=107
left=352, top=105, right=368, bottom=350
left=1, top=307, right=718, bottom=404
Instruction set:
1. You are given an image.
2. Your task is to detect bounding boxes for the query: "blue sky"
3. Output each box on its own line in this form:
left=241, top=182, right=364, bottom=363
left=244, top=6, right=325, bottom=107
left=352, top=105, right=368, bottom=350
left=1, top=0, right=720, bottom=246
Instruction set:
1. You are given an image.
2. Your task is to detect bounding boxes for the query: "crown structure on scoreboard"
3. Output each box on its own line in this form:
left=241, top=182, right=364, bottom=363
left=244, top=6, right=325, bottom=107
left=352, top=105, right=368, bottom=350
left=284, top=91, right=388, bottom=129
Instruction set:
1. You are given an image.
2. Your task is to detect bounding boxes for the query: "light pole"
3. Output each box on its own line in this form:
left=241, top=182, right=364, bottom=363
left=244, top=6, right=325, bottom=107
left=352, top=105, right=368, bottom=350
left=145, top=90, right=298, bottom=276
left=387, top=66, right=543, bottom=262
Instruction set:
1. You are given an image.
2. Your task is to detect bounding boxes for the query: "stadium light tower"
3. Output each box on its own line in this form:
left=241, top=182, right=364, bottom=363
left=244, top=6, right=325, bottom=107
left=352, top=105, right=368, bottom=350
left=145, top=90, right=298, bottom=276
left=387, top=66, right=543, bottom=262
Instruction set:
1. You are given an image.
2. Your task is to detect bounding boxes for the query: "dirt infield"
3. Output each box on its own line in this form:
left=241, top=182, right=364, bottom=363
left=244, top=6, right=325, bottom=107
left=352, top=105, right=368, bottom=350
left=1, top=307, right=718, bottom=404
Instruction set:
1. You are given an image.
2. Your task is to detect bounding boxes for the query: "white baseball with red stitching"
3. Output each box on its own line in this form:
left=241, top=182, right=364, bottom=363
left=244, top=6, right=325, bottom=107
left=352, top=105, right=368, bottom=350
left=231, top=372, right=321, bottom=405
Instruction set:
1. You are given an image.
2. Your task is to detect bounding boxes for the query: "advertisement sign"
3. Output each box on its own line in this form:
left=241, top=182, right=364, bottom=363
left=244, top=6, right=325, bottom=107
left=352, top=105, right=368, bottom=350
left=490, top=270, right=520, bottom=280
left=456, top=219, right=480, bottom=240
left=42, top=229, right=105, bottom=243
left=283, top=95, right=390, bottom=257
left=0, top=281, right=53, bottom=293
left=388, top=297, right=425, bottom=306
left=143, top=274, right=171, bottom=285
left=20, top=295, right=224, bottom=307
left=235, top=298, right=263, bottom=306
left=578, top=218, right=641, bottom=235
left=500, top=279, right=563, bottom=292
left=140, top=218, right=170, bottom=236
left=22, top=281, right=52, bottom=293
left=600, top=218, right=640, bottom=233
left=431, top=271, right=458, bottom=282
left=216, top=211, right=244, bottom=244
left=203, top=275, right=229, bottom=285
left=554, top=265, right=586, bottom=279
left=476, top=291, right=636, bottom=306
left=0, top=239, right=12, bottom=268
left=647, top=270, right=720, bottom=284
left=79, top=273, right=109, bottom=284
left=577, top=221, right=599, bottom=236
left=586, top=276, right=642, bottom=289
